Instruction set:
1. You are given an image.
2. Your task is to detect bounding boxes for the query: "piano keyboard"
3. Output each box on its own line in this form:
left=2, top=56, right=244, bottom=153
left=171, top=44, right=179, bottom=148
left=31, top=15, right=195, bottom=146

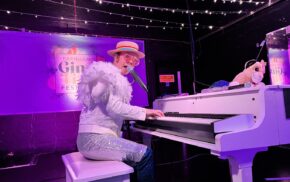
left=135, top=113, right=254, bottom=143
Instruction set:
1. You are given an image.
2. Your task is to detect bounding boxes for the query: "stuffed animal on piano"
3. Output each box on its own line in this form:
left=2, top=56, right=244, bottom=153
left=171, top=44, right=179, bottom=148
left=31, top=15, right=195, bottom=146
left=229, top=60, right=267, bottom=87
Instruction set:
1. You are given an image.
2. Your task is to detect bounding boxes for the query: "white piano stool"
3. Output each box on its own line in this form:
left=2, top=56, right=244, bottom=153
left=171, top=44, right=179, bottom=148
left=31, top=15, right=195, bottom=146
left=62, top=152, right=134, bottom=182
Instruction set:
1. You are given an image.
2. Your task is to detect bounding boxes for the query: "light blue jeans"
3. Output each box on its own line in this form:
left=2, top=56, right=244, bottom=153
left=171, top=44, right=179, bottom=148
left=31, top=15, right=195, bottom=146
left=77, top=133, right=154, bottom=182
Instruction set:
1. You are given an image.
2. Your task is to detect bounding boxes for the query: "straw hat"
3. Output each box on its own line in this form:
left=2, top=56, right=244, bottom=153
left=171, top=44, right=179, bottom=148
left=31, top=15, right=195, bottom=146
left=107, top=41, right=145, bottom=59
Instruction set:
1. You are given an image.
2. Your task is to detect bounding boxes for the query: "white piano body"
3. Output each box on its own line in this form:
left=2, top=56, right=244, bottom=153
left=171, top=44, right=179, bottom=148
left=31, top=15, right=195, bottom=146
left=132, top=85, right=290, bottom=182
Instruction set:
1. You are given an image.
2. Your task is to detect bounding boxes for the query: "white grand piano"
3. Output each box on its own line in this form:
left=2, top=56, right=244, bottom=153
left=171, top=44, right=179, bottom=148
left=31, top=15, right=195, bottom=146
left=132, top=85, right=290, bottom=182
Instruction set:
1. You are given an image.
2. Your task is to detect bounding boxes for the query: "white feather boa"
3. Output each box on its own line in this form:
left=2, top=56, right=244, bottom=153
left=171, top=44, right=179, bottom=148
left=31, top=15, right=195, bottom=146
left=77, top=61, right=132, bottom=108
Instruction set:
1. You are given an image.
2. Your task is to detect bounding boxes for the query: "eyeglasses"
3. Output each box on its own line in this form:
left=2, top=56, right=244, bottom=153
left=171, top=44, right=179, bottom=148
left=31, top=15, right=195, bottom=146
left=121, top=53, right=140, bottom=66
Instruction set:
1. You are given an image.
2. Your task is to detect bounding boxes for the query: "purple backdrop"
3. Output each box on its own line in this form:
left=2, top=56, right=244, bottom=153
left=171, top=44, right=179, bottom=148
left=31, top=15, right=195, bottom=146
left=0, top=31, right=148, bottom=115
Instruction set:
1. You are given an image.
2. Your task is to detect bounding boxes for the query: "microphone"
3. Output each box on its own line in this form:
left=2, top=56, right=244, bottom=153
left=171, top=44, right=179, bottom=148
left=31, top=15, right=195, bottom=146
left=127, top=66, right=148, bottom=93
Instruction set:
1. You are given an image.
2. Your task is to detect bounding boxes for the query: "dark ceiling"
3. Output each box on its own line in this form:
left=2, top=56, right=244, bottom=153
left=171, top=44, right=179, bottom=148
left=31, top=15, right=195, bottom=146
left=0, top=0, right=283, bottom=42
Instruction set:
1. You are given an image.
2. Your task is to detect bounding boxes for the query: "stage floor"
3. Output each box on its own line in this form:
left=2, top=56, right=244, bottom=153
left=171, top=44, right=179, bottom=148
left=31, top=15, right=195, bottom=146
left=0, top=139, right=290, bottom=182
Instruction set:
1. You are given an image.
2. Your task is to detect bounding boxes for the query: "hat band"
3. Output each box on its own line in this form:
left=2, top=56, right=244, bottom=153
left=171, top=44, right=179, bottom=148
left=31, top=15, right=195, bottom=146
left=117, top=45, right=138, bottom=50
left=117, top=47, right=138, bottom=52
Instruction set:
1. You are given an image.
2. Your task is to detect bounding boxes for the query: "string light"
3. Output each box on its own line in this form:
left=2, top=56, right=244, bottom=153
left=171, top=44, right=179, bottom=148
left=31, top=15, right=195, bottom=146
left=39, top=0, right=262, bottom=35
left=0, top=8, right=223, bottom=32
left=92, top=0, right=260, bottom=15
left=0, top=25, right=191, bottom=44
left=216, top=0, right=265, bottom=4
left=0, top=9, right=219, bottom=31
left=0, top=0, right=265, bottom=39
left=44, top=0, right=187, bottom=26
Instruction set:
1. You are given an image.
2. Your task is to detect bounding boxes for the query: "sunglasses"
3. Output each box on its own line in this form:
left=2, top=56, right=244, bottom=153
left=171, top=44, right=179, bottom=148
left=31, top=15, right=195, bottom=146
left=121, top=53, right=140, bottom=66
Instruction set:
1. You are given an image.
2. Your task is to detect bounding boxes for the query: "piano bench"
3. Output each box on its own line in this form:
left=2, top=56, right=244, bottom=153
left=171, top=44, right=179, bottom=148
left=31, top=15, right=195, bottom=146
left=62, top=152, right=134, bottom=182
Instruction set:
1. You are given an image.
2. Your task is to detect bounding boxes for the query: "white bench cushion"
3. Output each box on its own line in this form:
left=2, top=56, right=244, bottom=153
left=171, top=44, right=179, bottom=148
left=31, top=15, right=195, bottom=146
left=62, top=152, right=134, bottom=182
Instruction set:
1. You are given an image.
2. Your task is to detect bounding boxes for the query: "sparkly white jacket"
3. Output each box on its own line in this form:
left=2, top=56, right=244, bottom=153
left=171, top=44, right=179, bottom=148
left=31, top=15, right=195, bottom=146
left=77, top=61, right=146, bottom=137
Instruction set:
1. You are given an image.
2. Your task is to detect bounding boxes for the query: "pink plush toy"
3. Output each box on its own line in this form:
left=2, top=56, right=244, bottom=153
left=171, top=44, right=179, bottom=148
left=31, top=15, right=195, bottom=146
left=229, top=60, right=267, bottom=87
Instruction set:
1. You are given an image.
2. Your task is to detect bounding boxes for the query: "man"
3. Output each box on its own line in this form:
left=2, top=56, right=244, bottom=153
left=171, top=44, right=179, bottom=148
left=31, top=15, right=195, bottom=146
left=77, top=41, right=164, bottom=182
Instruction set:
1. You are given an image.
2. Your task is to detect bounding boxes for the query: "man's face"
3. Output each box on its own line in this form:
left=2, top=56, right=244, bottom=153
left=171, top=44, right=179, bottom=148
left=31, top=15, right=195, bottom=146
left=114, top=51, right=140, bottom=75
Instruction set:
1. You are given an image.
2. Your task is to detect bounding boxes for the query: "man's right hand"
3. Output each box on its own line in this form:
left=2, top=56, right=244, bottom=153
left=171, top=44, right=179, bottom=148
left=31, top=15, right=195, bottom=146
left=145, top=109, right=164, bottom=118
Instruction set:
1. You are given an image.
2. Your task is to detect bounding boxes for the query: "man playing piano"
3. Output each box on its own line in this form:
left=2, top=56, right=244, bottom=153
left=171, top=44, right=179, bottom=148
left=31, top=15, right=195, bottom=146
left=76, top=41, right=164, bottom=182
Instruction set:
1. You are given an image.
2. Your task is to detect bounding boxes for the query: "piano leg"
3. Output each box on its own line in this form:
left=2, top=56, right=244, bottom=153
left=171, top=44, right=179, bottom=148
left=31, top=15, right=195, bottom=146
left=218, top=148, right=267, bottom=182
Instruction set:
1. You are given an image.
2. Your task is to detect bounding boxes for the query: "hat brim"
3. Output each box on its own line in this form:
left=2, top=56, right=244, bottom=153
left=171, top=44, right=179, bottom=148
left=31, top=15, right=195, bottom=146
left=107, top=49, right=145, bottom=59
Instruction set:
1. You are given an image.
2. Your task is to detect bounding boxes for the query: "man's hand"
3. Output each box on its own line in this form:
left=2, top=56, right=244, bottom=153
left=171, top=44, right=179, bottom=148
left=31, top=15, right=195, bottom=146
left=145, top=109, right=164, bottom=118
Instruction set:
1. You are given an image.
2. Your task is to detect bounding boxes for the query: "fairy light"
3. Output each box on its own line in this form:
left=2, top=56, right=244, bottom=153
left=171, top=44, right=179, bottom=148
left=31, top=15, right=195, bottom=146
left=221, top=0, right=264, bottom=4
left=0, top=9, right=217, bottom=30
left=91, top=0, right=264, bottom=15
left=0, top=0, right=264, bottom=37
left=0, top=25, right=192, bottom=43
left=44, top=0, right=188, bottom=26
